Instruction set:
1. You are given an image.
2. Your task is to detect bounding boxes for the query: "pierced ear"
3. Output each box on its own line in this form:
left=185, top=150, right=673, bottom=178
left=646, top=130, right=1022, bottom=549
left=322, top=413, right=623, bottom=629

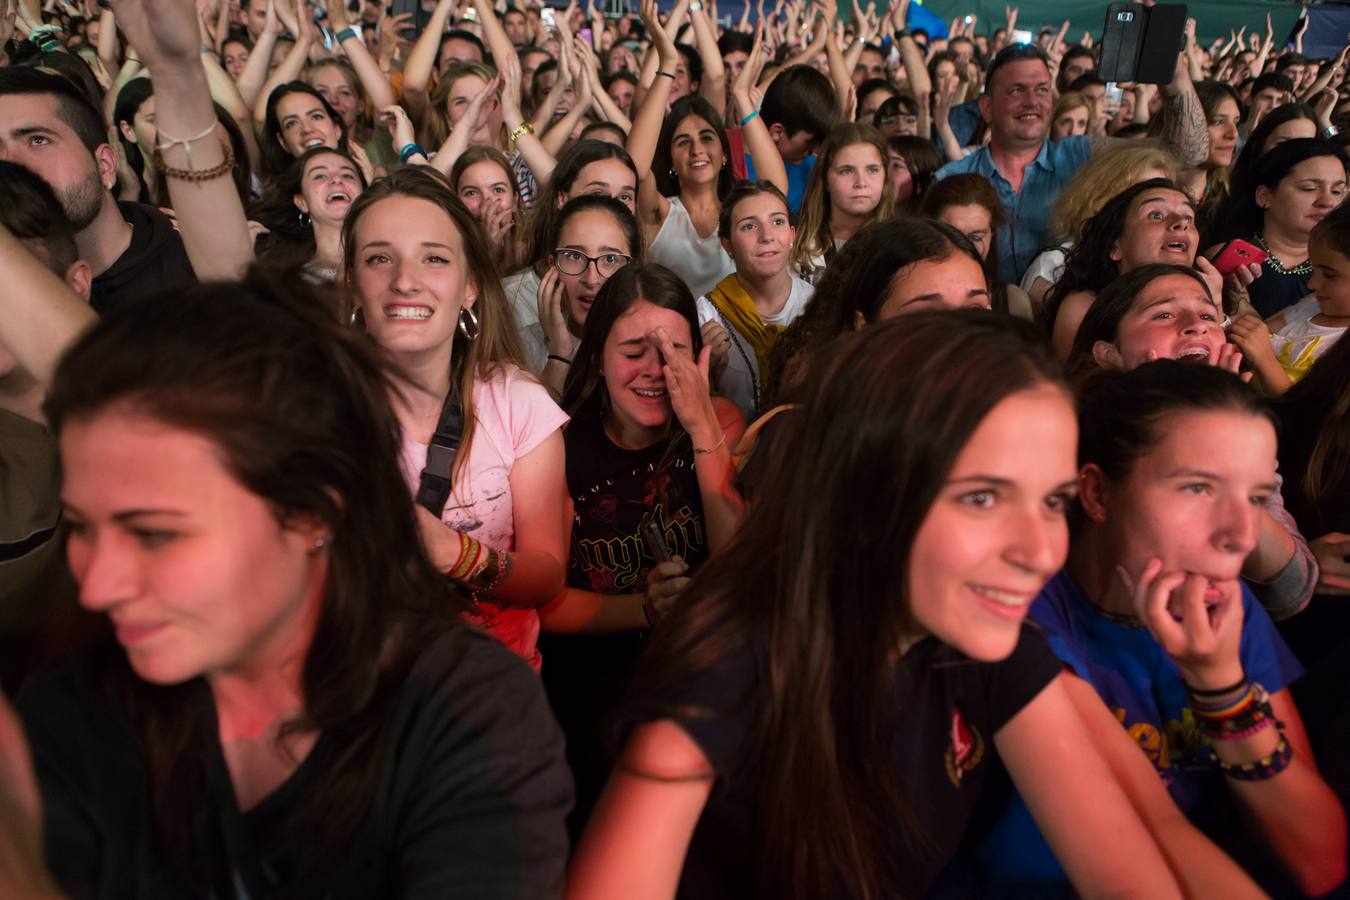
left=1254, top=185, right=1271, bottom=210
left=462, top=279, right=479, bottom=310
left=94, top=143, right=118, bottom=192
left=1077, top=464, right=1112, bottom=524
left=1091, top=340, right=1125, bottom=370
left=293, top=194, right=309, bottom=214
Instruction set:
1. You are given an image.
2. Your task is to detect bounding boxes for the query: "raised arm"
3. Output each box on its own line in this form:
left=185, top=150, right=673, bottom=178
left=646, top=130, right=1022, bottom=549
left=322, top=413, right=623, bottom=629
left=0, top=223, right=97, bottom=391
left=426, top=73, right=500, bottom=175
left=541, top=53, right=593, bottom=158
left=626, top=0, right=678, bottom=183
left=1152, top=52, right=1208, bottom=168
left=734, top=24, right=787, bottom=194
left=253, top=6, right=318, bottom=131
left=110, top=0, right=252, bottom=280
left=688, top=0, right=726, bottom=120
left=500, top=51, right=559, bottom=183
left=577, top=37, right=631, bottom=131
left=402, top=0, right=457, bottom=127
left=96, top=4, right=120, bottom=78
left=200, top=42, right=265, bottom=177
left=235, top=0, right=280, bottom=107
left=325, top=0, right=395, bottom=110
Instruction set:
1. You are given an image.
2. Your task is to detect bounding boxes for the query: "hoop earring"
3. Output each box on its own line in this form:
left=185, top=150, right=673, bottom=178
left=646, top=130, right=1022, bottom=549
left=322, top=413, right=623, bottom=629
left=458, top=306, right=481, bottom=341
left=298, top=210, right=311, bottom=226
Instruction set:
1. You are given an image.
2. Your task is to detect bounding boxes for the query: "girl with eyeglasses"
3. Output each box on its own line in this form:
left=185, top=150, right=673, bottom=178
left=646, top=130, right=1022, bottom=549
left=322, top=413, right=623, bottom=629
left=527, top=196, right=643, bottom=397
left=538, top=263, right=745, bottom=841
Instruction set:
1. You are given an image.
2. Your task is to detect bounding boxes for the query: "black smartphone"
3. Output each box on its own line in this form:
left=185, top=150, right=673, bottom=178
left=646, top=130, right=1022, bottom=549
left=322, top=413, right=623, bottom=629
left=390, top=0, right=428, bottom=42
left=1099, top=3, right=1187, bottom=85
left=642, top=518, right=673, bottom=564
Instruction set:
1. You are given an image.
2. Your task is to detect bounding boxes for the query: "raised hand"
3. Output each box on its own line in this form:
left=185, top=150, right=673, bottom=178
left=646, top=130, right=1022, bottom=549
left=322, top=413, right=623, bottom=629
left=537, top=266, right=572, bottom=352
left=700, top=320, right=732, bottom=375
left=639, top=0, right=677, bottom=70
left=645, top=556, right=690, bottom=620
left=1310, top=533, right=1350, bottom=595
left=652, top=326, right=720, bottom=447
left=108, top=0, right=201, bottom=67
left=1117, top=558, right=1245, bottom=690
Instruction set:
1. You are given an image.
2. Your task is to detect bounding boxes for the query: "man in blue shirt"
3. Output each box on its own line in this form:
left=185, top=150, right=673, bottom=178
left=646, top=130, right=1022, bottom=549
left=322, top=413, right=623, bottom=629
left=936, top=44, right=1208, bottom=284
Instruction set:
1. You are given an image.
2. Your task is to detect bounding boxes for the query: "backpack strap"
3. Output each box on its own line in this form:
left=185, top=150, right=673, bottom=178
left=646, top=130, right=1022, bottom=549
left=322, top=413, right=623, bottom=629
left=415, top=391, right=464, bottom=516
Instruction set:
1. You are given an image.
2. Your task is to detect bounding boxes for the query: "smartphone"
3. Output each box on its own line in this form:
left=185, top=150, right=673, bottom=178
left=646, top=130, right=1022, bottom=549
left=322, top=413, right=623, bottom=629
left=541, top=6, right=556, bottom=28
left=642, top=519, right=673, bottom=564
left=1211, top=239, right=1269, bottom=278
left=462, top=5, right=478, bottom=21
left=1104, top=82, right=1124, bottom=104
left=963, top=14, right=973, bottom=24
left=1010, top=28, right=1033, bottom=45
left=390, top=0, right=426, bottom=41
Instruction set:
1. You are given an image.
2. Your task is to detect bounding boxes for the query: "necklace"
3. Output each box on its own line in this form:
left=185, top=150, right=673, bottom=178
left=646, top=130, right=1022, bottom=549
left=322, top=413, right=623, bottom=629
left=1254, top=234, right=1312, bottom=276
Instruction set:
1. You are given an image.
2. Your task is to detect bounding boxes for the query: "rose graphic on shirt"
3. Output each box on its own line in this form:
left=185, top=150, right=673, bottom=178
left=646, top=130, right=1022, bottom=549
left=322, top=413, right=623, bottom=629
left=944, top=706, right=985, bottom=787
left=591, top=494, right=619, bottom=524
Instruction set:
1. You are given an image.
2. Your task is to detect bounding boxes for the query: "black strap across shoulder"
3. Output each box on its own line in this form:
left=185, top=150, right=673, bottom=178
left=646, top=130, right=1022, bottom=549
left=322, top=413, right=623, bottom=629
left=415, top=391, right=463, bottom=516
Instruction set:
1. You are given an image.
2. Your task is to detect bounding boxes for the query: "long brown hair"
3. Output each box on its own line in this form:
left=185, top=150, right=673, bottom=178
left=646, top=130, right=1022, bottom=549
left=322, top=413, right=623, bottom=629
left=625, top=311, right=1067, bottom=899
left=341, top=167, right=529, bottom=482
left=43, top=270, right=471, bottom=893
left=791, top=123, right=894, bottom=276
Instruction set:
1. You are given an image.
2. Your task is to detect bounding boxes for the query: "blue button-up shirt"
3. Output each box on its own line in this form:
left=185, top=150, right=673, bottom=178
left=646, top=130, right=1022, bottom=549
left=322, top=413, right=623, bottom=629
left=935, top=136, right=1092, bottom=285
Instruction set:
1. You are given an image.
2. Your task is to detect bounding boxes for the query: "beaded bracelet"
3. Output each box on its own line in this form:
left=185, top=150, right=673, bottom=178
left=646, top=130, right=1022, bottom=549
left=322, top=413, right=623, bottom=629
left=1217, top=733, right=1293, bottom=782
left=151, top=142, right=236, bottom=183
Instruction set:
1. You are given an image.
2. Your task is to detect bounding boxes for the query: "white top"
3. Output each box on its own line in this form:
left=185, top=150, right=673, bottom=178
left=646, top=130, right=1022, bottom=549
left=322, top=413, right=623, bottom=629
left=1020, top=243, right=1071, bottom=296
left=648, top=196, right=735, bottom=298
left=696, top=274, right=814, bottom=419
left=1271, top=294, right=1346, bottom=383
left=503, top=268, right=547, bottom=373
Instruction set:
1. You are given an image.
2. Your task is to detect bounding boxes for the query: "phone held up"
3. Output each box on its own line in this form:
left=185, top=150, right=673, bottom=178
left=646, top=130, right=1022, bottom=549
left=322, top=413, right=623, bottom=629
left=1211, top=239, right=1269, bottom=279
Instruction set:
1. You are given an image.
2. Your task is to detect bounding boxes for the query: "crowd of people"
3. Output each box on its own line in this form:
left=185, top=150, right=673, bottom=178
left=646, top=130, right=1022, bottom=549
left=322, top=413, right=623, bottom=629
left=2, top=0, right=1350, bottom=894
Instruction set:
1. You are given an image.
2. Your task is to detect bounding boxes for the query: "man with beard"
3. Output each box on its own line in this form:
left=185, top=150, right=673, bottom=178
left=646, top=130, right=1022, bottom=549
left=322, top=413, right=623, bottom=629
left=0, top=68, right=196, bottom=316
left=936, top=44, right=1209, bottom=285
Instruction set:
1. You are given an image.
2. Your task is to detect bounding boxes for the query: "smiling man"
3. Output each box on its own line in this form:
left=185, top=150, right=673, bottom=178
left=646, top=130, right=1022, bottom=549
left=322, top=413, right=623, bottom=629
left=936, top=44, right=1209, bottom=284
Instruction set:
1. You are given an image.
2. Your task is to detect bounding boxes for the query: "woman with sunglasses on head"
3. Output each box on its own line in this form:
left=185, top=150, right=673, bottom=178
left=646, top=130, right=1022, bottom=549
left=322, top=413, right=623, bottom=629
left=342, top=168, right=570, bottom=670
left=975, top=362, right=1345, bottom=898
left=568, top=312, right=1240, bottom=899
left=538, top=262, right=745, bottom=840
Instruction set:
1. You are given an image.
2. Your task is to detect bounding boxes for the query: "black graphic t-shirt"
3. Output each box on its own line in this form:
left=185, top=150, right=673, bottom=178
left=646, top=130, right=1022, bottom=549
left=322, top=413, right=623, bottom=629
left=540, top=410, right=709, bottom=836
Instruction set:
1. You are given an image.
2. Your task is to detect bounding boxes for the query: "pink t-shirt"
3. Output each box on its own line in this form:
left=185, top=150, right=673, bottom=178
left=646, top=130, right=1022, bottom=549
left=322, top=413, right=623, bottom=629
left=399, top=365, right=568, bottom=670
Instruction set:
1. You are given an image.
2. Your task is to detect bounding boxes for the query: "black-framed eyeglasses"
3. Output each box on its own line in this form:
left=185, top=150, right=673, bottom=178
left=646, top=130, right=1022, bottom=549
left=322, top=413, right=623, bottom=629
left=554, top=248, right=632, bottom=278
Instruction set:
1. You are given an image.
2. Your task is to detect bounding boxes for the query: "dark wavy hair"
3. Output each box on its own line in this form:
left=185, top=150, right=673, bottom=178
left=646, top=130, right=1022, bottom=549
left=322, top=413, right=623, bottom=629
left=251, top=146, right=368, bottom=281
left=653, top=94, right=735, bottom=199
left=625, top=310, right=1067, bottom=900
left=767, top=217, right=982, bottom=402
left=1041, top=177, right=1191, bottom=334
left=261, top=81, right=351, bottom=180
left=42, top=270, right=470, bottom=892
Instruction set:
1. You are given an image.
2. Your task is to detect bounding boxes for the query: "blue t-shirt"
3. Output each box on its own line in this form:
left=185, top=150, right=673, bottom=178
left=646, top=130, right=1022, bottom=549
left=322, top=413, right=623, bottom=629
left=974, top=571, right=1304, bottom=888
left=746, top=152, right=815, bottom=214
left=935, top=136, right=1092, bottom=285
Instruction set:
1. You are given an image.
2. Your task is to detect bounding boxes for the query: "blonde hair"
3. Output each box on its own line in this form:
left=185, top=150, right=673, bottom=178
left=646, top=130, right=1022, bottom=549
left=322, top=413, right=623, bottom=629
left=1052, top=91, right=1096, bottom=136
left=1048, top=141, right=1180, bottom=244
left=425, top=60, right=504, bottom=151
left=791, top=124, right=895, bottom=277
